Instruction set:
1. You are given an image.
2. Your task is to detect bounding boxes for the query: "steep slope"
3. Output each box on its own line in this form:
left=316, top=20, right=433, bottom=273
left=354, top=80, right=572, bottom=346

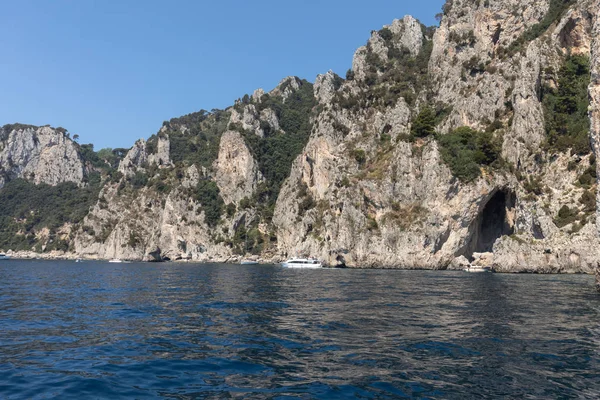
left=1, top=0, right=599, bottom=272
left=72, top=78, right=316, bottom=261
left=273, top=1, right=599, bottom=272
left=0, top=124, right=124, bottom=253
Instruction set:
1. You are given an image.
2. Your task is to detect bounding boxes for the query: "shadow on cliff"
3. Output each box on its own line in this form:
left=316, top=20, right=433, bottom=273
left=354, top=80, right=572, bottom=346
left=464, top=189, right=516, bottom=261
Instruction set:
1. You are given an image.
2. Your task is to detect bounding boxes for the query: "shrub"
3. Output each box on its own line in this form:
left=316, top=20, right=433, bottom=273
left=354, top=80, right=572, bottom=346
left=580, top=190, right=595, bottom=212
left=352, top=149, right=366, bottom=165
left=129, top=171, right=148, bottom=188
left=366, top=216, right=379, bottom=231
left=554, top=205, right=578, bottom=228
left=226, top=203, right=236, bottom=217
left=437, top=127, right=501, bottom=182
left=411, top=107, right=437, bottom=138
left=346, top=69, right=355, bottom=81
left=378, top=27, right=393, bottom=42
left=239, top=197, right=251, bottom=210
left=194, top=179, right=224, bottom=227
left=524, top=176, right=544, bottom=195
left=542, top=55, right=591, bottom=155
left=298, top=184, right=316, bottom=216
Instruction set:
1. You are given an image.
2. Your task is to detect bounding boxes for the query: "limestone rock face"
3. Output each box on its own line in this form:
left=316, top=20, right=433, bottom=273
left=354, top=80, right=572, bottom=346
left=590, top=2, right=600, bottom=235
left=389, top=15, right=424, bottom=56
left=213, top=130, right=263, bottom=205
left=149, top=134, right=171, bottom=167
left=118, top=139, right=148, bottom=177
left=229, top=105, right=263, bottom=137
left=252, top=88, right=265, bottom=102
left=449, top=255, right=470, bottom=271
left=272, top=0, right=600, bottom=272
left=73, top=182, right=233, bottom=262
left=117, top=133, right=171, bottom=177
left=260, top=109, right=280, bottom=132
left=502, top=44, right=546, bottom=166
left=314, top=71, right=337, bottom=104
left=0, top=125, right=84, bottom=188
left=271, top=77, right=301, bottom=102
left=493, top=223, right=599, bottom=274
left=352, top=15, right=425, bottom=82
left=229, top=104, right=281, bottom=137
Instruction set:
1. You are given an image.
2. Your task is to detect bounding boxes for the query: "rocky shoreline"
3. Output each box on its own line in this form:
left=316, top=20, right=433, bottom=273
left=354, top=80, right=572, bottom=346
left=3, top=249, right=599, bottom=277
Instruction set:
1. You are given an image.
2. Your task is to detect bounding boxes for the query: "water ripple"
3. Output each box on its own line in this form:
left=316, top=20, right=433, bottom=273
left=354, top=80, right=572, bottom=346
left=0, top=261, right=599, bottom=398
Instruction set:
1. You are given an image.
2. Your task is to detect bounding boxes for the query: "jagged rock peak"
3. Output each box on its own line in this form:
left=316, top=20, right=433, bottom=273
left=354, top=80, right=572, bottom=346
left=270, top=76, right=303, bottom=101
left=118, top=132, right=172, bottom=177
left=252, top=88, right=265, bottom=103
left=149, top=133, right=171, bottom=167
left=351, top=14, right=427, bottom=80
left=387, top=15, right=425, bottom=56
left=314, top=70, right=339, bottom=104
left=118, top=139, right=147, bottom=177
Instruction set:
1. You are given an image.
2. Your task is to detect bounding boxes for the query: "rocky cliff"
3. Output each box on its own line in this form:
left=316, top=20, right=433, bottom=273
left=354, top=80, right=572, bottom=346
left=273, top=0, right=599, bottom=273
left=1, top=0, right=599, bottom=273
left=0, top=125, right=85, bottom=188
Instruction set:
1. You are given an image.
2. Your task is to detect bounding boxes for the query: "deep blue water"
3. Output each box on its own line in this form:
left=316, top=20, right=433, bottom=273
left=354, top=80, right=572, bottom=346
left=1, top=260, right=599, bottom=399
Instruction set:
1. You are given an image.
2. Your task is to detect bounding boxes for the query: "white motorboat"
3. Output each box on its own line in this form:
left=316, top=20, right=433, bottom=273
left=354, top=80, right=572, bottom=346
left=240, top=260, right=259, bottom=265
left=108, top=259, right=123, bottom=263
left=0, top=253, right=11, bottom=260
left=282, top=258, right=323, bottom=269
left=465, top=265, right=492, bottom=273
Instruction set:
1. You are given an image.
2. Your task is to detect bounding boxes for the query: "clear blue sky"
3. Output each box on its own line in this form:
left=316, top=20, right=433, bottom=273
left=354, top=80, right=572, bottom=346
left=0, top=0, right=445, bottom=150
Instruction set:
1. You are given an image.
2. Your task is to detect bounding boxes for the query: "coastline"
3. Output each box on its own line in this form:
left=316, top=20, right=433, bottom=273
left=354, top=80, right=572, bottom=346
left=1, top=249, right=597, bottom=275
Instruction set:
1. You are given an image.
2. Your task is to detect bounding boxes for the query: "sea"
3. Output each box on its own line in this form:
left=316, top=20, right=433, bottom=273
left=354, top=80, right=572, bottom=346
left=1, top=260, right=599, bottom=399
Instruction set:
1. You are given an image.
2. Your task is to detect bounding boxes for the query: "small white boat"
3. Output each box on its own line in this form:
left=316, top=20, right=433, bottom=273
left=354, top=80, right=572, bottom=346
left=0, top=253, right=11, bottom=260
left=240, top=260, right=259, bottom=265
left=108, top=259, right=123, bottom=263
left=75, top=258, right=82, bottom=263
left=465, top=265, right=492, bottom=273
left=282, top=258, right=323, bottom=269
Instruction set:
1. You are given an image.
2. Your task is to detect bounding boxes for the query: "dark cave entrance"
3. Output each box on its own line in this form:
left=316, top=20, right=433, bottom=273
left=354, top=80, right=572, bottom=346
left=466, top=190, right=516, bottom=259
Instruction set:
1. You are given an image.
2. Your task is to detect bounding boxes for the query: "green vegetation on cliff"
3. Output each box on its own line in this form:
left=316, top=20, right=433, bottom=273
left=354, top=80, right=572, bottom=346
left=335, top=25, right=434, bottom=111
left=0, top=179, right=101, bottom=251
left=194, top=179, right=224, bottom=228
left=542, top=55, right=591, bottom=155
left=438, top=127, right=502, bottom=182
left=507, top=0, right=576, bottom=55
left=149, top=109, right=230, bottom=168
left=235, top=80, right=316, bottom=219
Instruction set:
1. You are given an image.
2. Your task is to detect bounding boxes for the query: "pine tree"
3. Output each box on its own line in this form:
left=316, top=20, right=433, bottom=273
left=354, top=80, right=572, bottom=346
left=411, top=107, right=436, bottom=138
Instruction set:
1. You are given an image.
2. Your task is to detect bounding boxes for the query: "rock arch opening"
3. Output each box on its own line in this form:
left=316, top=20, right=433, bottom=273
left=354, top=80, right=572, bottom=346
left=466, top=190, right=516, bottom=260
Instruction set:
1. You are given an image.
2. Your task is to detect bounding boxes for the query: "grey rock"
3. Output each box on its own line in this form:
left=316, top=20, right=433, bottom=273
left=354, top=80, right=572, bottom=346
left=0, top=126, right=84, bottom=188
left=213, top=130, right=263, bottom=205
left=118, top=139, right=148, bottom=177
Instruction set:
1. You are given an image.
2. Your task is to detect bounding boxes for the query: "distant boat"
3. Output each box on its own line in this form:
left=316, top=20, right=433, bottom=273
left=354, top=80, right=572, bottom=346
left=282, top=258, right=323, bottom=269
left=108, top=259, right=123, bottom=263
left=240, top=260, right=259, bottom=265
left=75, top=258, right=82, bottom=263
left=0, top=253, right=11, bottom=260
left=465, top=265, right=492, bottom=273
